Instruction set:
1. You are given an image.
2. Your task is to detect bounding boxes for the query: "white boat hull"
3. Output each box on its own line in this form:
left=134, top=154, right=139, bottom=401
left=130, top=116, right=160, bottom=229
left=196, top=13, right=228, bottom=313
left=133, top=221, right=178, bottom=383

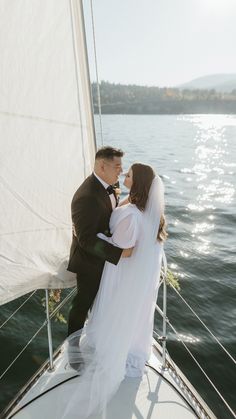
left=4, top=340, right=215, bottom=419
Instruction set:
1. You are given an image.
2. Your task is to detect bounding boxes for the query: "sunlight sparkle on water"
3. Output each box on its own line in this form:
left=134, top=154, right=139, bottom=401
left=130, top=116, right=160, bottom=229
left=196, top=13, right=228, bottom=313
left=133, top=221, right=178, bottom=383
left=212, top=167, right=224, bottom=175
left=197, top=182, right=234, bottom=204
left=197, top=237, right=211, bottom=254
left=177, top=334, right=200, bottom=344
left=179, top=115, right=235, bottom=258
left=187, top=203, right=205, bottom=212
left=193, top=223, right=214, bottom=234
left=181, top=168, right=193, bottom=174
left=190, top=114, right=236, bottom=129
left=180, top=250, right=189, bottom=258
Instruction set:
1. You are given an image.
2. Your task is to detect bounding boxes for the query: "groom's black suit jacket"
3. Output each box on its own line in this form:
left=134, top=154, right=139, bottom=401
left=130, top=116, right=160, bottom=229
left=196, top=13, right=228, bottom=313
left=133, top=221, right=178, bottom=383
left=67, top=174, right=122, bottom=277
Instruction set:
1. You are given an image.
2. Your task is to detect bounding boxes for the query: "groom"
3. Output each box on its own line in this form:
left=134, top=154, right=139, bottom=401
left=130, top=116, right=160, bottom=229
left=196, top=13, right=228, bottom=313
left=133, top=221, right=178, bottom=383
left=67, top=146, right=131, bottom=336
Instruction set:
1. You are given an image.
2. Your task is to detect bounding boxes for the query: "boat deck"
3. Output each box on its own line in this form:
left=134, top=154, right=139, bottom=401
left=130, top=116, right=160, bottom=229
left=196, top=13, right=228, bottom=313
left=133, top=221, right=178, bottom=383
left=5, top=341, right=215, bottom=419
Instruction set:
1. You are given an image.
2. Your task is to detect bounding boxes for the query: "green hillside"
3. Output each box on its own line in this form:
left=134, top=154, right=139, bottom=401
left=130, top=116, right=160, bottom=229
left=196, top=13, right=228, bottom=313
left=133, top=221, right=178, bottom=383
left=92, top=81, right=236, bottom=114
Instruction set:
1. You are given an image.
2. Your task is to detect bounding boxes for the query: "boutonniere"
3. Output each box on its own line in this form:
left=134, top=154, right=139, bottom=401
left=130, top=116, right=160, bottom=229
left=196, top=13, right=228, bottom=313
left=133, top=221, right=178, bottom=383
left=114, top=187, right=121, bottom=199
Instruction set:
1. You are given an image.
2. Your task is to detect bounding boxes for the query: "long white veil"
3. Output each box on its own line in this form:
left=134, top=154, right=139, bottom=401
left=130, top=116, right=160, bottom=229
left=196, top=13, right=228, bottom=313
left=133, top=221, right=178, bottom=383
left=62, top=176, right=165, bottom=418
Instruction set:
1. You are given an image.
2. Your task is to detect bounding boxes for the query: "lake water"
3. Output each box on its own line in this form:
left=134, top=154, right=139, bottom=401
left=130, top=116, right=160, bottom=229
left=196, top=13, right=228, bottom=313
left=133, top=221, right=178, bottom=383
left=0, top=115, right=235, bottom=418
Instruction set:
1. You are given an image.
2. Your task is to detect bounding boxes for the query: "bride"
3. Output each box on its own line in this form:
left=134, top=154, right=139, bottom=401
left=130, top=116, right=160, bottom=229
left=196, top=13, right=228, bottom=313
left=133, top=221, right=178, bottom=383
left=62, top=163, right=167, bottom=418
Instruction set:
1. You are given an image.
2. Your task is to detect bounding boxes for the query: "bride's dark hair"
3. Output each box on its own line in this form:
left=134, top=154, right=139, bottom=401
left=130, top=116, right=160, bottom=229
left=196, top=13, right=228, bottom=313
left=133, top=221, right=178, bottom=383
left=129, top=163, right=167, bottom=242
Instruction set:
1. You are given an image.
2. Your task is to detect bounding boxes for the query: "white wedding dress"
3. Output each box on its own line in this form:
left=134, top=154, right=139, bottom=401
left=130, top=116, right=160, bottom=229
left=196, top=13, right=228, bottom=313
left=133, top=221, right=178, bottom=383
left=62, top=176, right=165, bottom=418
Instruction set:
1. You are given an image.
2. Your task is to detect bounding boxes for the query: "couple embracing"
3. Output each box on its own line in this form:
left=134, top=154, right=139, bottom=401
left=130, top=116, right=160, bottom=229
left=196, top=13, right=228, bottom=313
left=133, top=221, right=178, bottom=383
left=64, top=146, right=167, bottom=418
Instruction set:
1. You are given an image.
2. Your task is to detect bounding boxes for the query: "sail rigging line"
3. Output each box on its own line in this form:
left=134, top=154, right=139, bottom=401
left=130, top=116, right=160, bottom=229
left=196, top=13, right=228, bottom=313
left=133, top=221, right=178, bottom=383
left=169, top=284, right=236, bottom=366
left=0, top=291, right=37, bottom=330
left=90, top=0, right=103, bottom=146
left=0, top=175, right=58, bottom=227
left=0, top=319, right=48, bottom=381
left=155, top=302, right=235, bottom=418
left=0, top=289, right=76, bottom=381
left=69, top=0, right=88, bottom=179
left=166, top=321, right=236, bottom=419
left=0, top=227, right=70, bottom=238
left=0, top=110, right=81, bottom=128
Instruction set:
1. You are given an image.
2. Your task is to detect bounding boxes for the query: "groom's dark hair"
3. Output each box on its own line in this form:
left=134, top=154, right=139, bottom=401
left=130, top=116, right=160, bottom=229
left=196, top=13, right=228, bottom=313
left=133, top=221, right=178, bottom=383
left=95, top=146, right=124, bottom=160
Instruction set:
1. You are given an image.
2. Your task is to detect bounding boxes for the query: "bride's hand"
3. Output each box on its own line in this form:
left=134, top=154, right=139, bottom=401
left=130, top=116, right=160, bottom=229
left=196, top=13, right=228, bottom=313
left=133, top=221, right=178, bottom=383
left=121, top=247, right=134, bottom=257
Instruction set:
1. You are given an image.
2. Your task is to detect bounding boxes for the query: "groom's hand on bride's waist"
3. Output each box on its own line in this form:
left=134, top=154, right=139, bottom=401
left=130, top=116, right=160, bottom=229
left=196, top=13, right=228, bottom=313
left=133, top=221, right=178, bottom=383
left=121, top=247, right=134, bottom=258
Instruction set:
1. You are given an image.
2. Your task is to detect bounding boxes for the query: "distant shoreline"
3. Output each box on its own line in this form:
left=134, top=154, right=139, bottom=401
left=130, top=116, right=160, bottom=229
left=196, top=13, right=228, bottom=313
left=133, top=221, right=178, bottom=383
left=94, top=110, right=236, bottom=115
left=92, top=81, right=236, bottom=115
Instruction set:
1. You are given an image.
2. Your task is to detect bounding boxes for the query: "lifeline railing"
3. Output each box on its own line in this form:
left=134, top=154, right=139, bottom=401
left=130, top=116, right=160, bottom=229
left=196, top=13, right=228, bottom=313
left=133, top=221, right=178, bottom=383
left=0, top=278, right=235, bottom=418
left=0, top=288, right=76, bottom=381
left=155, top=269, right=236, bottom=419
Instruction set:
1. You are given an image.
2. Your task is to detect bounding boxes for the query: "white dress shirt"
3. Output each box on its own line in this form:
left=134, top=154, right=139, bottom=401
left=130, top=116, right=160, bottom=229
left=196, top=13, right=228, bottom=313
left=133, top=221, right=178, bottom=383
left=93, top=172, right=116, bottom=209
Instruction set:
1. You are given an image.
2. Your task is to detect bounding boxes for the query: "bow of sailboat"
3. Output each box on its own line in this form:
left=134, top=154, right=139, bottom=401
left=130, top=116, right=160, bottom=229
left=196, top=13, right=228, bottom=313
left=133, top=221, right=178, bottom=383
left=3, top=340, right=215, bottom=419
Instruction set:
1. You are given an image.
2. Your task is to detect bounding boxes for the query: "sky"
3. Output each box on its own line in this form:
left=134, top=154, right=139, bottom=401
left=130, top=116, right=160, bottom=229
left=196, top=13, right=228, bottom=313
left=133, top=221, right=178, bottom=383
left=83, top=0, right=236, bottom=87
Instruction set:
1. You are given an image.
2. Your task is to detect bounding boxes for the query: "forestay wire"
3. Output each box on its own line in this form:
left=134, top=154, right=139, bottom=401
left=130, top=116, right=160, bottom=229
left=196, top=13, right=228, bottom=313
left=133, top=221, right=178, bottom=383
left=0, top=289, right=76, bottom=380
left=0, top=291, right=36, bottom=330
left=155, top=277, right=236, bottom=418
left=166, top=319, right=236, bottom=419
left=171, top=284, right=236, bottom=366
left=90, top=0, right=103, bottom=146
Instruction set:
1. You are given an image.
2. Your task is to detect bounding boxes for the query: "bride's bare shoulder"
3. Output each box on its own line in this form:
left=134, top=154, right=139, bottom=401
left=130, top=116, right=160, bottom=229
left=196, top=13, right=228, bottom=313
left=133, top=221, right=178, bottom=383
left=118, top=196, right=129, bottom=206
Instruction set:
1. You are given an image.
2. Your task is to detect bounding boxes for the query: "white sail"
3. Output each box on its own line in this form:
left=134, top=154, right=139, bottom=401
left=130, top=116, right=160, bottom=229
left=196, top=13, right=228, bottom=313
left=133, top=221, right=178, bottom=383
left=0, top=0, right=95, bottom=305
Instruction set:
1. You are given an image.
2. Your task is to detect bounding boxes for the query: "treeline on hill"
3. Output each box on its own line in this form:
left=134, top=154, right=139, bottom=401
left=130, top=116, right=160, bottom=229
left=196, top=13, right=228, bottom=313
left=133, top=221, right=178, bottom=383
left=91, top=81, right=236, bottom=114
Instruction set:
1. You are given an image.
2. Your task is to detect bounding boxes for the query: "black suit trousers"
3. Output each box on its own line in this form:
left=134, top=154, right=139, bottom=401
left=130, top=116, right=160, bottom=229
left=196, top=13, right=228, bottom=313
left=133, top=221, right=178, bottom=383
left=67, top=264, right=104, bottom=336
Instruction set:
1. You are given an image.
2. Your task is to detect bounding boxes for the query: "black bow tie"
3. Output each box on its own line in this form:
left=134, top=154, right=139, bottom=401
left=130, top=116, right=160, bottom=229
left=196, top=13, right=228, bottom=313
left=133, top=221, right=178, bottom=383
left=106, top=185, right=115, bottom=195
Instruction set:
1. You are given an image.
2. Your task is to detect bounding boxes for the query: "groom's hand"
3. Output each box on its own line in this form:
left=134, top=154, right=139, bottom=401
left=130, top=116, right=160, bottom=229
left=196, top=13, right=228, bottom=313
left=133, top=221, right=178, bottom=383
left=121, top=247, right=134, bottom=258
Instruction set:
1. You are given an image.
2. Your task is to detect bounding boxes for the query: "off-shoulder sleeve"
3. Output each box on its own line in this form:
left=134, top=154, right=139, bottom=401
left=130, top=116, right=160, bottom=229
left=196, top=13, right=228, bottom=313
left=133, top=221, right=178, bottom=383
left=98, top=212, right=141, bottom=249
